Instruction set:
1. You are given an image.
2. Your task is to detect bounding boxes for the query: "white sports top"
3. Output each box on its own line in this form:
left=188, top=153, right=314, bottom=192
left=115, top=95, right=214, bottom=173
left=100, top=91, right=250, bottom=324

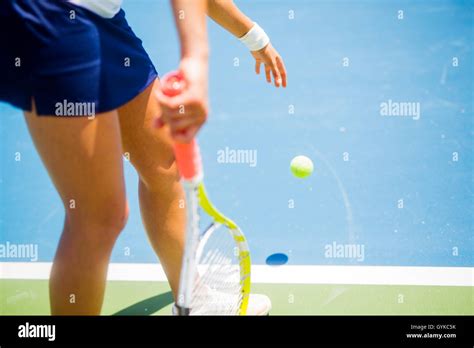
left=69, top=0, right=122, bottom=18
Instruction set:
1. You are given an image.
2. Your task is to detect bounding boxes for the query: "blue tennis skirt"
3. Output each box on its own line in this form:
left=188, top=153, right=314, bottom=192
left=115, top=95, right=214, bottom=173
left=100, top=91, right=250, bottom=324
left=0, top=0, right=158, bottom=116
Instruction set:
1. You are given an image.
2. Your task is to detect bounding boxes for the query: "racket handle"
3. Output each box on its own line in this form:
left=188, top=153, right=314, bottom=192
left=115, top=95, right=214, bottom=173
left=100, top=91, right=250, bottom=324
left=161, top=71, right=203, bottom=183
left=174, top=140, right=203, bottom=183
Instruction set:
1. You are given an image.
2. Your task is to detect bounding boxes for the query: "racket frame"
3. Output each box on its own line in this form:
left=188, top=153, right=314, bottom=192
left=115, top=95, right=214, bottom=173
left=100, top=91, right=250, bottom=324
left=176, top=182, right=251, bottom=315
left=160, top=71, right=250, bottom=315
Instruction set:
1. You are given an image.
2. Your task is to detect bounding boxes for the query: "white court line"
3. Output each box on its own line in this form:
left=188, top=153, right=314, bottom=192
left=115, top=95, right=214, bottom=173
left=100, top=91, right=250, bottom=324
left=0, top=262, right=472, bottom=286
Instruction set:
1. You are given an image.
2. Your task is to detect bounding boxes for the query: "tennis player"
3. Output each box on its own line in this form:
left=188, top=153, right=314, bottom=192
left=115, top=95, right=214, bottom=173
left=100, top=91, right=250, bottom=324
left=0, top=0, right=287, bottom=315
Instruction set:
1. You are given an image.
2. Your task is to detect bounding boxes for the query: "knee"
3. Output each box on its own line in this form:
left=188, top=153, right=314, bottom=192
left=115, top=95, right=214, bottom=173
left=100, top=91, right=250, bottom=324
left=66, top=196, right=129, bottom=242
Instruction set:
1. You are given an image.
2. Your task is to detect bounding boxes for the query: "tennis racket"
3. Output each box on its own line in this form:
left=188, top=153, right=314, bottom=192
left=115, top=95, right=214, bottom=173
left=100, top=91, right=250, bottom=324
left=161, top=71, right=251, bottom=315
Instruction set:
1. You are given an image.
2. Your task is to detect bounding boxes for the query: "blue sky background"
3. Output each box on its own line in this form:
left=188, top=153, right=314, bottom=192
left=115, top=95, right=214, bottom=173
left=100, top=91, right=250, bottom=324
left=0, top=0, right=472, bottom=266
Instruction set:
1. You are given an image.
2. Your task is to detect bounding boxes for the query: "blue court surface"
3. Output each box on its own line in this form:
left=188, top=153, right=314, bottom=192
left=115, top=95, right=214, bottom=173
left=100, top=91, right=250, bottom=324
left=0, top=0, right=472, bottom=315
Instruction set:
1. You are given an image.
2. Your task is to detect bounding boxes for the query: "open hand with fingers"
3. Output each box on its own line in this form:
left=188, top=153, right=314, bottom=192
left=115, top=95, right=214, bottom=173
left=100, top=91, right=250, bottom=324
left=251, top=42, right=287, bottom=88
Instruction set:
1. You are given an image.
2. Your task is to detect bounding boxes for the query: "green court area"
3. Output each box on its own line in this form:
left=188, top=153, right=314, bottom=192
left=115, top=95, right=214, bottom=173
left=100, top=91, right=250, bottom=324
left=1, top=279, right=472, bottom=315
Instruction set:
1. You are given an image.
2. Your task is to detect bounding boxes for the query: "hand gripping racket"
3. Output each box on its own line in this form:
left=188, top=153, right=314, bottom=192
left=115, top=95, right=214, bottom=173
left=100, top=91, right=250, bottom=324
left=161, top=71, right=251, bottom=315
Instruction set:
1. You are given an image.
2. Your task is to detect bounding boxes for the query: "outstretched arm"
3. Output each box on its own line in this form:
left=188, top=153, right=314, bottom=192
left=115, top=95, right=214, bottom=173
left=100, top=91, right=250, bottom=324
left=208, top=0, right=253, bottom=37
left=207, top=0, right=287, bottom=88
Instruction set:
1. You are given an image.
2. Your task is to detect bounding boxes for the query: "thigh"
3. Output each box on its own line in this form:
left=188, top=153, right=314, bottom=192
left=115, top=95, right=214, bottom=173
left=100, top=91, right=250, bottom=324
left=118, top=79, right=179, bottom=189
left=24, top=106, right=126, bottom=226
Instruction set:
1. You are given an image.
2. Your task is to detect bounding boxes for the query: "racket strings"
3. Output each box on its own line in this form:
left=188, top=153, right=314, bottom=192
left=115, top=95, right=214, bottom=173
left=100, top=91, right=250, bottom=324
left=192, top=240, right=239, bottom=294
left=198, top=235, right=234, bottom=265
left=190, top=225, right=243, bottom=315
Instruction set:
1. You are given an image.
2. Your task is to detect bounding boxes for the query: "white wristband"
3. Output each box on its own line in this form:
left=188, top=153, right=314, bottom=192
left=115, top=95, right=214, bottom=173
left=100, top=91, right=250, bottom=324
left=238, top=22, right=270, bottom=51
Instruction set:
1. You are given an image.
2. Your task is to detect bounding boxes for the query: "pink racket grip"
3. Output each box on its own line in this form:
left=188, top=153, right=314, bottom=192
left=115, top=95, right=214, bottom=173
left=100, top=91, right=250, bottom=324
left=173, top=140, right=203, bottom=183
left=161, top=71, right=203, bottom=183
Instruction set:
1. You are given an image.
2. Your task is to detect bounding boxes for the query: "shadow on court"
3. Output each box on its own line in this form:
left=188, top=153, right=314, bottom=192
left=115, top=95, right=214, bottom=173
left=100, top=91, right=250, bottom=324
left=113, top=291, right=174, bottom=316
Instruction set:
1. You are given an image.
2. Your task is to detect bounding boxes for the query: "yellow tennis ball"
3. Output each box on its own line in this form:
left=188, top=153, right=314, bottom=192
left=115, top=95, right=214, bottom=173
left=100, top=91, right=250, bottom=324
left=290, top=155, right=313, bottom=178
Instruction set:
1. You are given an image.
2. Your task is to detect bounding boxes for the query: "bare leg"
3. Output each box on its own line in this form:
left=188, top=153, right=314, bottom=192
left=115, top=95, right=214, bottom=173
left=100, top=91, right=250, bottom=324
left=25, top=106, right=127, bottom=315
left=118, top=80, right=186, bottom=297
